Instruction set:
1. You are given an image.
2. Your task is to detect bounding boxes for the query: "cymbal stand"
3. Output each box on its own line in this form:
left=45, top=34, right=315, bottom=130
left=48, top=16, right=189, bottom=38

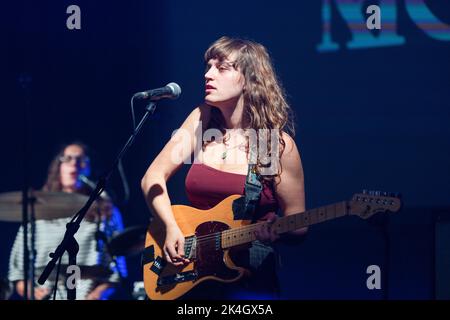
left=29, top=194, right=37, bottom=300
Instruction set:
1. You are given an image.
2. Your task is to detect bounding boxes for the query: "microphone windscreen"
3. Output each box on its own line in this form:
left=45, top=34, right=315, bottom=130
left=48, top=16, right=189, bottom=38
left=167, top=82, right=182, bottom=99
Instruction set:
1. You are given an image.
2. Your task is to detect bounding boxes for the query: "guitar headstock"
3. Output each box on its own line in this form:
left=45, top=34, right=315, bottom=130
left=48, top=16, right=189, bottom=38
left=349, top=190, right=402, bottom=219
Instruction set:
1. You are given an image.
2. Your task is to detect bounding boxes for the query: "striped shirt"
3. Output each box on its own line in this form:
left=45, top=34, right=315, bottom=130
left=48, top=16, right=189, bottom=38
left=8, top=207, right=127, bottom=300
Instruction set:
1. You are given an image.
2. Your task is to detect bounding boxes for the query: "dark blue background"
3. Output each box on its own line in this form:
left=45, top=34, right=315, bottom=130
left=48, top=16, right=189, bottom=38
left=1, top=0, right=449, bottom=299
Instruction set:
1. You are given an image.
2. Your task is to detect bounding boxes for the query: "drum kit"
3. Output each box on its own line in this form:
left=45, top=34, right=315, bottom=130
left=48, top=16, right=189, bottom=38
left=0, top=190, right=148, bottom=300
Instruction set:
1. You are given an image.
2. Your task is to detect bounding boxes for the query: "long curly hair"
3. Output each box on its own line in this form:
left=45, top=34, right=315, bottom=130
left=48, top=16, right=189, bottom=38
left=204, top=36, right=295, bottom=181
left=42, top=141, right=91, bottom=194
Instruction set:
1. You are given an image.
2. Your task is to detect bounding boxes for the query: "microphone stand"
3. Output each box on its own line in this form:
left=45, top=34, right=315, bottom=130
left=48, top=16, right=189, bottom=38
left=38, top=102, right=157, bottom=300
left=29, top=195, right=37, bottom=300
left=19, top=73, right=33, bottom=301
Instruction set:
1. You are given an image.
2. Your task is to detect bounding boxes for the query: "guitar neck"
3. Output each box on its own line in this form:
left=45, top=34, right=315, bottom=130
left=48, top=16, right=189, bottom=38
left=221, top=201, right=349, bottom=249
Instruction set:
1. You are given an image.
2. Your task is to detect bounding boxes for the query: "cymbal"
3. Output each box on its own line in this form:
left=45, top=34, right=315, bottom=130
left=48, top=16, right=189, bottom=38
left=0, top=191, right=90, bottom=222
left=108, top=225, right=147, bottom=257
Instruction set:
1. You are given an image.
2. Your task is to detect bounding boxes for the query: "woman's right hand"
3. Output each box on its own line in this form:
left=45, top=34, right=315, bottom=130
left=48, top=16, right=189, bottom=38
left=163, top=225, right=190, bottom=267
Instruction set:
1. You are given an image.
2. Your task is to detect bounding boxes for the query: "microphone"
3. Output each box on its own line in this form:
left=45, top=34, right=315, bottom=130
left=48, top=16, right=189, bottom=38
left=79, top=174, right=96, bottom=190
left=133, top=82, right=181, bottom=101
left=79, top=175, right=110, bottom=200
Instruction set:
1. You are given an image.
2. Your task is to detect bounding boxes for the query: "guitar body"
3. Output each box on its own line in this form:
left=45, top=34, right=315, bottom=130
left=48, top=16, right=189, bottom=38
left=142, top=190, right=402, bottom=300
left=143, top=194, right=251, bottom=300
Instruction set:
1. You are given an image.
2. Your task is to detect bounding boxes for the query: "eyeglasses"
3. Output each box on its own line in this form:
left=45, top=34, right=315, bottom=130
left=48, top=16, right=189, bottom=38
left=59, top=155, right=90, bottom=166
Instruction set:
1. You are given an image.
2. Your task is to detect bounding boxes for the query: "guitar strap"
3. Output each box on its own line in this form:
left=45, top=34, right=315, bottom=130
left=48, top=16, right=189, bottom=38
left=232, top=163, right=263, bottom=221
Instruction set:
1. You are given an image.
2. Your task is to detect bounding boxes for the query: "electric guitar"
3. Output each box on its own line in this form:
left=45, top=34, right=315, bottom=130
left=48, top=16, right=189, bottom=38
left=142, top=191, right=402, bottom=300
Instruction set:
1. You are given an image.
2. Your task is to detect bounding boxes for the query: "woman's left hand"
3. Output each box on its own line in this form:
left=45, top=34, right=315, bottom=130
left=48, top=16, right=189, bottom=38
left=255, top=216, right=279, bottom=244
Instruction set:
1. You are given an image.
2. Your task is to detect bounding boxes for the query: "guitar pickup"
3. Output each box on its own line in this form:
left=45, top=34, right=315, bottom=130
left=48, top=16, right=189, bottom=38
left=157, top=271, right=198, bottom=287
left=184, top=236, right=197, bottom=260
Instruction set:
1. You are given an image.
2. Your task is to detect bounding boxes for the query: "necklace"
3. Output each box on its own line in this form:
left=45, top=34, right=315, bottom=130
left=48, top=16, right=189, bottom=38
left=221, top=142, right=245, bottom=160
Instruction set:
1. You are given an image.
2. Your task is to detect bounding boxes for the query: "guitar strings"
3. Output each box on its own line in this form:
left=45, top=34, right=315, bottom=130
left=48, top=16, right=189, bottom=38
left=183, top=208, right=330, bottom=248
left=181, top=215, right=312, bottom=256
left=183, top=225, right=259, bottom=249
left=190, top=213, right=306, bottom=244
left=190, top=221, right=263, bottom=243
left=182, top=221, right=274, bottom=249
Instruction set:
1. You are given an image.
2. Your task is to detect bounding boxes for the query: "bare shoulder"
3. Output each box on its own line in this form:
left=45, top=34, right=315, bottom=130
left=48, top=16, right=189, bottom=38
left=275, top=131, right=305, bottom=215
left=142, top=105, right=212, bottom=180
left=280, top=131, right=300, bottom=161
left=183, top=104, right=211, bottom=128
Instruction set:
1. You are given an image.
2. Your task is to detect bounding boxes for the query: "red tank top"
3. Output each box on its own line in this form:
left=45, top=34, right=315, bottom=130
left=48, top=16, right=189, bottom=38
left=185, top=163, right=278, bottom=221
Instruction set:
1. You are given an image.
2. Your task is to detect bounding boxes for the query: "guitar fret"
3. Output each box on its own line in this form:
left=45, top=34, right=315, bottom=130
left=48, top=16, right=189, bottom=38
left=311, top=208, right=318, bottom=224
left=221, top=201, right=349, bottom=249
left=222, top=226, right=257, bottom=248
left=317, top=207, right=325, bottom=223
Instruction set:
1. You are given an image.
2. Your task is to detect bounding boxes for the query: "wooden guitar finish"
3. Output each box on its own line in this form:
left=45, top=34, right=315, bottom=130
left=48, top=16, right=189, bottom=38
left=143, top=192, right=401, bottom=300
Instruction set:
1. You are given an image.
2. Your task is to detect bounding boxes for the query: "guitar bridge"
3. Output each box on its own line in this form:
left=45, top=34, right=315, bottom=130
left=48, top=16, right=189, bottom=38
left=157, top=271, right=198, bottom=287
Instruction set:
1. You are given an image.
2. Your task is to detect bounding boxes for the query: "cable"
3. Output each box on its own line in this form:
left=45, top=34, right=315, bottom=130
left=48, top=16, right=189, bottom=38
left=117, top=159, right=130, bottom=205
left=130, top=95, right=137, bottom=131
